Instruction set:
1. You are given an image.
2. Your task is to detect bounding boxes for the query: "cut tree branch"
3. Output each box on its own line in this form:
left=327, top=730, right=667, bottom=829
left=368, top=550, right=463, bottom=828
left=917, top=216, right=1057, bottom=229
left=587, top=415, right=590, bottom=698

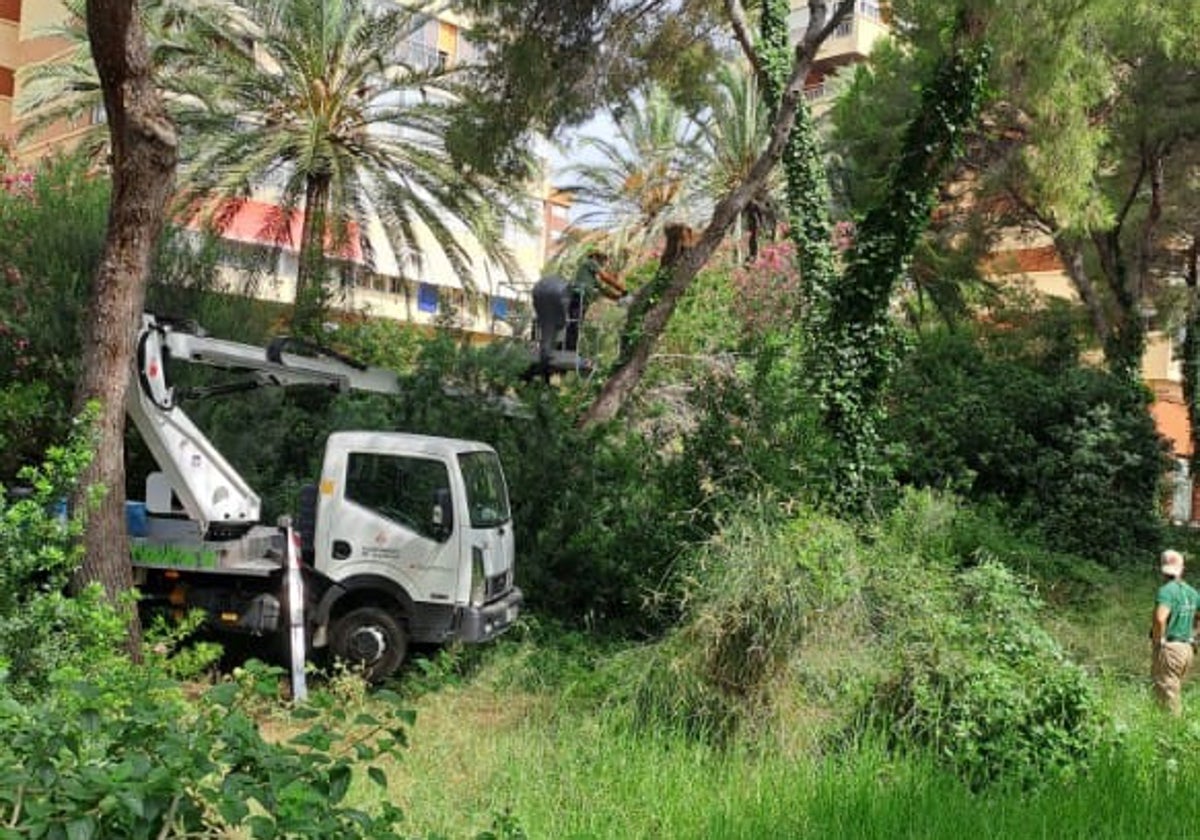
left=579, top=0, right=854, bottom=426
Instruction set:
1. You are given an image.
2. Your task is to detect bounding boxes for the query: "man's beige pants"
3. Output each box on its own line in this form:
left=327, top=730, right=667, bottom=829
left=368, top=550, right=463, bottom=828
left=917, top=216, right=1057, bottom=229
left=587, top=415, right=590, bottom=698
left=1153, top=641, right=1194, bottom=715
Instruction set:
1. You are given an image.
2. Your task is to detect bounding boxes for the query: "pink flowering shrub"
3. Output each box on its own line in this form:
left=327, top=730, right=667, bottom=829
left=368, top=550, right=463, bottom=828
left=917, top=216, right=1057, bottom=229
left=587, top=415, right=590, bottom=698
left=1, top=171, right=35, bottom=196
left=834, top=219, right=856, bottom=252
left=731, top=241, right=804, bottom=340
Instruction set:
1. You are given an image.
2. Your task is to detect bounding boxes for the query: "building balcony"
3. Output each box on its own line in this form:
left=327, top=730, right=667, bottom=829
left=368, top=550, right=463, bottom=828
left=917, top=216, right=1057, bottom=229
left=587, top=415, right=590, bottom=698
left=791, top=1, right=889, bottom=69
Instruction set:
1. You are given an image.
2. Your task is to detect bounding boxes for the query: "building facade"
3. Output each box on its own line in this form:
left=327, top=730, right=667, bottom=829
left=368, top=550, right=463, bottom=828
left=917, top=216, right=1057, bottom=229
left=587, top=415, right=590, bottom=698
left=791, top=0, right=889, bottom=108
left=3, top=1, right=556, bottom=342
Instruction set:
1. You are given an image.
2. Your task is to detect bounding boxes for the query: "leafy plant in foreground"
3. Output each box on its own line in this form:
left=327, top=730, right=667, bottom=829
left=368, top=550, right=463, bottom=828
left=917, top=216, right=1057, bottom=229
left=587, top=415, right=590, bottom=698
left=0, top=423, right=417, bottom=838
left=0, top=404, right=122, bottom=699
left=0, top=659, right=414, bottom=838
left=860, top=492, right=1107, bottom=789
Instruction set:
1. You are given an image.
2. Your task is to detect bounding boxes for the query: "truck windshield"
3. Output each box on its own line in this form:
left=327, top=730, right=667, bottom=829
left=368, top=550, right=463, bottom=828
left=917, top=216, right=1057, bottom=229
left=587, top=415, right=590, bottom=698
left=458, top=450, right=511, bottom=528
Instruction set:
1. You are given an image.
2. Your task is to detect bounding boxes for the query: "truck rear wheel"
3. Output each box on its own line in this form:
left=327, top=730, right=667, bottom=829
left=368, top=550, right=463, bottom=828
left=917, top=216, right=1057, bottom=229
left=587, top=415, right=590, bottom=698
left=330, top=606, right=408, bottom=682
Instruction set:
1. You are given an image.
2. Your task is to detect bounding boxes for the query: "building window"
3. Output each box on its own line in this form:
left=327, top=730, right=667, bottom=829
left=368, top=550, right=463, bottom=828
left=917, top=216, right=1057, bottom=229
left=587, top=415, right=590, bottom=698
left=345, top=451, right=451, bottom=541
left=417, top=283, right=439, bottom=313
left=491, top=297, right=509, bottom=321
left=857, top=0, right=882, bottom=21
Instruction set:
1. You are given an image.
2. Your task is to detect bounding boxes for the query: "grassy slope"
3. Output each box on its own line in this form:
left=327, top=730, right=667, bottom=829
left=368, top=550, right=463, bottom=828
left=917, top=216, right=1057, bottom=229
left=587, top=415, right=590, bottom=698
left=340, top=568, right=1199, bottom=839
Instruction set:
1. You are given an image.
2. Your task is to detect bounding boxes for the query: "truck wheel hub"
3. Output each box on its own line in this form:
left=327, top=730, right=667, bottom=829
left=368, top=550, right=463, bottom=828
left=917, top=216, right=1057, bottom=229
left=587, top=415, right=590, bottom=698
left=347, top=626, right=387, bottom=664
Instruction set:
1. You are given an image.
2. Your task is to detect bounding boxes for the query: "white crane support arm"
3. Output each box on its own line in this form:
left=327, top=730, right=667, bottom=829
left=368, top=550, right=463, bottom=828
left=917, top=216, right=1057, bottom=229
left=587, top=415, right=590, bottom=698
left=128, top=314, right=401, bottom=536
left=155, top=327, right=401, bottom=395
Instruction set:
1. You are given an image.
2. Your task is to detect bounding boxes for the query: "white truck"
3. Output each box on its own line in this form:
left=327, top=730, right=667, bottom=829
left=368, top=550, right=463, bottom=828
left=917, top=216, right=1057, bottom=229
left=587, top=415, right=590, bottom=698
left=127, top=313, right=522, bottom=680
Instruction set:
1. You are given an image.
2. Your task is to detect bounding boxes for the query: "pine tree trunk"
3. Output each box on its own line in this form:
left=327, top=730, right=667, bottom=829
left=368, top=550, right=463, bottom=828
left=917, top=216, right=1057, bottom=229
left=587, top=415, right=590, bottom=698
left=70, top=0, right=178, bottom=656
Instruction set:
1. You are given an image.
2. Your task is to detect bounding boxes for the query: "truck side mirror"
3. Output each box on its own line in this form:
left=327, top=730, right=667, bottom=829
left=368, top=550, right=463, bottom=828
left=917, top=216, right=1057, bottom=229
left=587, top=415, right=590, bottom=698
left=431, top=488, right=453, bottom=542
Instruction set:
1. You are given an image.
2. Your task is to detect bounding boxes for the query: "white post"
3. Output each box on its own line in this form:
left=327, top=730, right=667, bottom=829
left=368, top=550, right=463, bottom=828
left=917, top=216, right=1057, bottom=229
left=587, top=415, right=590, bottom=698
left=285, top=527, right=308, bottom=703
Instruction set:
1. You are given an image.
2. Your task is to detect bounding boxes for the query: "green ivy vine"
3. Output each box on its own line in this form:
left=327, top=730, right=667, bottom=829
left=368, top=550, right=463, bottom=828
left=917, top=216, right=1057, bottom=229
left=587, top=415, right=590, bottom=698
left=616, top=264, right=673, bottom=369
left=812, top=31, right=993, bottom=509
left=759, top=0, right=838, bottom=320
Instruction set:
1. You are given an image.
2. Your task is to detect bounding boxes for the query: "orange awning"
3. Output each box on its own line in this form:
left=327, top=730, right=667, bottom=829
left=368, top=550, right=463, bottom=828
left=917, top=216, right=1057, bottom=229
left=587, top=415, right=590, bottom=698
left=185, top=199, right=363, bottom=263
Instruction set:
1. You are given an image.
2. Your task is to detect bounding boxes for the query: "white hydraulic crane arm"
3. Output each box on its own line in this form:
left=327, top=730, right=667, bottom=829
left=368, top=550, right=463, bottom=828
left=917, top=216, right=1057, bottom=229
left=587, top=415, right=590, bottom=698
left=127, top=314, right=402, bottom=535
left=156, top=328, right=402, bottom=395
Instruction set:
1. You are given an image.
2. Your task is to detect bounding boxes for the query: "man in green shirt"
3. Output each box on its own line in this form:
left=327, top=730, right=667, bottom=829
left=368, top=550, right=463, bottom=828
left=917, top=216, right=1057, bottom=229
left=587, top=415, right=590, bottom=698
left=1150, top=549, right=1200, bottom=714
left=565, top=252, right=625, bottom=352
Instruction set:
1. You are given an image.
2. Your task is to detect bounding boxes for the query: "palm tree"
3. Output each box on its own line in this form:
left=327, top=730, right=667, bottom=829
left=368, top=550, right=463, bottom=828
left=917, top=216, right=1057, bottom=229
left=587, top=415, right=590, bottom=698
left=20, top=0, right=529, bottom=329
left=693, top=63, right=783, bottom=262
left=560, top=84, right=706, bottom=261
left=174, top=0, right=527, bottom=328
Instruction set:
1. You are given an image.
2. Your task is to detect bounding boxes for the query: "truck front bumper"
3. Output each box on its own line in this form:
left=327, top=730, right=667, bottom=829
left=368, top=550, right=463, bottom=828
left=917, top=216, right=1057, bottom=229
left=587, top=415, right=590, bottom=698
left=459, top=587, right=524, bottom=643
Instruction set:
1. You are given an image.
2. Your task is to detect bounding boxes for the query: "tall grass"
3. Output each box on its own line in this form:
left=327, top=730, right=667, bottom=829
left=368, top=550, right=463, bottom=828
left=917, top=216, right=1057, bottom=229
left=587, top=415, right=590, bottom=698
left=333, top=491, right=1180, bottom=837
left=372, top=675, right=1200, bottom=839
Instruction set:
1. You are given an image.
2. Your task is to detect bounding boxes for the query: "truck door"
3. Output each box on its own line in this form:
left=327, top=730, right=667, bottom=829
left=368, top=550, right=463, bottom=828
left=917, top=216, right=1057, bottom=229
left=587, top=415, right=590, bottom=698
left=320, top=450, right=461, bottom=605
left=457, top=450, right=516, bottom=608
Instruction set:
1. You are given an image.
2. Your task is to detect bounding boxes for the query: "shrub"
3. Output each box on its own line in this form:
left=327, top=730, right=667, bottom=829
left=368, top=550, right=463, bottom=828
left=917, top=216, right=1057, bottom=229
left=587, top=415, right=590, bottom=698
left=883, top=312, right=1166, bottom=566
left=613, top=501, right=864, bottom=741
left=859, top=491, right=1106, bottom=789
left=0, top=153, right=108, bottom=482
left=0, top=660, right=414, bottom=838
left=0, top=405, right=127, bottom=698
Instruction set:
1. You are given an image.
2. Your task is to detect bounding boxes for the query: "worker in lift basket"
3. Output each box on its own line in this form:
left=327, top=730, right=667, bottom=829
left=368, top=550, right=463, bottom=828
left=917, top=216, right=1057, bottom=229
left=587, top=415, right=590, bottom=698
left=565, top=251, right=626, bottom=352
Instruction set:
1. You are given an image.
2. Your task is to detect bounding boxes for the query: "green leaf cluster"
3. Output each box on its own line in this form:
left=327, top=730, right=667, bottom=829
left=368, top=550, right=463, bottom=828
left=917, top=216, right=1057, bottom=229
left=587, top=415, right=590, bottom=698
left=862, top=493, right=1106, bottom=790
left=0, top=155, right=108, bottom=482
left=0, top=660, right=414, bottom=838
left=884, top=309, right=1166, bottom=565
left=0, top=405, right=122, bottom=699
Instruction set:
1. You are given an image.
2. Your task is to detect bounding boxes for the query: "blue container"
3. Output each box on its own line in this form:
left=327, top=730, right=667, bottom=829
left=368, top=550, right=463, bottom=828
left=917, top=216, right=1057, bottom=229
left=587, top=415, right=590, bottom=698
left=125, top=501, right=149, bottom=537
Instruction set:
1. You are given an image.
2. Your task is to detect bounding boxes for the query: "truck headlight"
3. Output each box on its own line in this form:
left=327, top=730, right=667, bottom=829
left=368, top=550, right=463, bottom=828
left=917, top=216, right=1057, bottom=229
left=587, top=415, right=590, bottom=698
left=470, top=546, right=486, bottom=607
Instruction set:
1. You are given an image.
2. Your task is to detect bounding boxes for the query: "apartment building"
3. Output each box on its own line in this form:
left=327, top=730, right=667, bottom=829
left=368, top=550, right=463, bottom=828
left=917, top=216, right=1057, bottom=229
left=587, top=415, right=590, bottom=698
left=3, top=1, right=556, bottom=342
left=2, top=1, right=71, bottom=153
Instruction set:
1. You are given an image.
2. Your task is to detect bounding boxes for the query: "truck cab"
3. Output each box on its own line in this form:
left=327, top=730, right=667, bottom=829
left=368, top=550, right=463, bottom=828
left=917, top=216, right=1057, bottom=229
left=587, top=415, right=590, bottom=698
left=305, top=432, right=521, bottom=676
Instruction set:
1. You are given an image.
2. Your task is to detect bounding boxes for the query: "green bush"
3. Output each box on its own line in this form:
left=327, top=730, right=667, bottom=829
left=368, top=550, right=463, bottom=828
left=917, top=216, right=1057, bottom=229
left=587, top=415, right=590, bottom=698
left=0, top=660, right=414, bottom=838
left=859, top=491, right=1106, bottom=789
left=0, top=406, right=126, bottom=698
left=0, top=154, right=108, bottom=482
left=613, top=501, right=864, bottom=741
left=883, top=310, right=1166, bottom=566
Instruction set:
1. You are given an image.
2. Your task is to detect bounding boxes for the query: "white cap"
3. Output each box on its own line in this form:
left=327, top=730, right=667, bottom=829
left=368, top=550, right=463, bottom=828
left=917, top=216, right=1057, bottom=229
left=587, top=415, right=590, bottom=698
left=1162, top=550, right=1185, bottom=578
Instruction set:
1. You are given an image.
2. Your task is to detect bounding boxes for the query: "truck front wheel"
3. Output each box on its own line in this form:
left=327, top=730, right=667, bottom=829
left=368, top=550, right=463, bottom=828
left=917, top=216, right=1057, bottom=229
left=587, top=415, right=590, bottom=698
left=330, top=606, right=408, bottom=682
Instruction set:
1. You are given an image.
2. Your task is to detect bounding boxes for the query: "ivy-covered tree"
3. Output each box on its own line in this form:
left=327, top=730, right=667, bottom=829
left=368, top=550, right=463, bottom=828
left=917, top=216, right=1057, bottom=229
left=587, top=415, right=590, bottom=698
left=461, top=0, right=993, bottom=466
left=579, top=0, right=862, bottom=426
left=723, top=0, right=993, bottom=506
left=806, top=4, right=993, bottom=505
